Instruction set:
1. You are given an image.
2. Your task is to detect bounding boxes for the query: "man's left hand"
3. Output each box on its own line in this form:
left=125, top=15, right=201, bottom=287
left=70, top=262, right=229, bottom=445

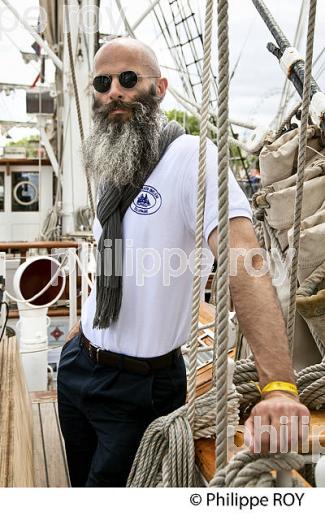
left=244, top=391, right=310, bottom=454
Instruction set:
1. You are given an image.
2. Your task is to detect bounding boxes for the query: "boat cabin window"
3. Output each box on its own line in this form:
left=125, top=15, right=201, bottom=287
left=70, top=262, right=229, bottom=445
left=0, top=172, right=4, bottom=211
left=11, top=171, right=39, bottom=212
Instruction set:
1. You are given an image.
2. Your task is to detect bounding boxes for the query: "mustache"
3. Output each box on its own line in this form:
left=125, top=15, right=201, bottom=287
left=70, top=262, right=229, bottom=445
left=92, top=87, right=161, bottom=118
left=93, top=98, right=140, bottom=116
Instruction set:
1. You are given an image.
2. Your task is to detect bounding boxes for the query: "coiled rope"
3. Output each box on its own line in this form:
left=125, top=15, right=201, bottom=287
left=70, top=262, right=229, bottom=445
left=209, top=451, right=304, bottom=487
left=127, top=388, right=240, bottom=487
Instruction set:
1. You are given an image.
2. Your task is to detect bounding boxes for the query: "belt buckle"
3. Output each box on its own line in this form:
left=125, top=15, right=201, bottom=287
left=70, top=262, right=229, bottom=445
left=94, top=345, right=100, bottom=363
left=89, top=342, right=100, bottom=363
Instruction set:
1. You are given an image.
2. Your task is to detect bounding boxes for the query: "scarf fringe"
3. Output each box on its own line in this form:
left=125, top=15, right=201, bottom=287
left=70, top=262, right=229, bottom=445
left=92, top=285, right=122, bottom=329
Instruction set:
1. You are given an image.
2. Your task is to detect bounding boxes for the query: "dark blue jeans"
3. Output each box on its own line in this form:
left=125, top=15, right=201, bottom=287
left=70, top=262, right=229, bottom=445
left=57, top=333, right=187, bottom=487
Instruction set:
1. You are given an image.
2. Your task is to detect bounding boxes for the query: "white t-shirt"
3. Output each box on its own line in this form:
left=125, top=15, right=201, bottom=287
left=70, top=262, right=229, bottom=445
left=81, top=134, right=252, bottom=357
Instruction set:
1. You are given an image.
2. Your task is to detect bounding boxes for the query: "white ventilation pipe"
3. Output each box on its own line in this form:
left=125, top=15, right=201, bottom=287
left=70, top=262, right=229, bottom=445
left=13, top=255, right=66, bottom=391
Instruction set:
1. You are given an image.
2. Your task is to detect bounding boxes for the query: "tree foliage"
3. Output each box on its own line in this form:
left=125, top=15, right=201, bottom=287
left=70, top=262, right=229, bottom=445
left=5, top=134, right=40, bottom=159
left=165, top=109, right=201, bottom=135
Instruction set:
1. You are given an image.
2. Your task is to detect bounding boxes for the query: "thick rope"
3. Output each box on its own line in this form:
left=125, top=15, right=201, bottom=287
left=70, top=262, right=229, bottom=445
left=127, top=388, right=240, bottom=487
left=286, top=0, right=318, bottom=355
left=64, top=0, right=95, bottom=218
left=297, top=361, right=325, bottom=409
left=209, top=450, right=304, bottom=487
left=213, top=0, right=230, bottom=472
left=233, top=358, right=260, bottom=410
left=263, top=219, right=288, bottom=265
left=253, top=219, right=266, bottom=249
left=187, top=0, right=214, bottom=434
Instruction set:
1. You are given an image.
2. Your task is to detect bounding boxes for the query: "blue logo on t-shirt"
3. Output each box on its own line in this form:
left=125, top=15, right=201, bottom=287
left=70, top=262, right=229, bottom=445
left=131, top=185, right=162, bottom=215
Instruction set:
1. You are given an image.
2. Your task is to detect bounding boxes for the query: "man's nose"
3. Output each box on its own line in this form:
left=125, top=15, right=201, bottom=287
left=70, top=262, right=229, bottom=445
left=107, top=77, right=125, bottom=101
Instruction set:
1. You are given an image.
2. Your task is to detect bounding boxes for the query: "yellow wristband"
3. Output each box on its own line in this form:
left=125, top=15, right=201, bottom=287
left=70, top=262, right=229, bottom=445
left=261, top=381, right=298, bottom=396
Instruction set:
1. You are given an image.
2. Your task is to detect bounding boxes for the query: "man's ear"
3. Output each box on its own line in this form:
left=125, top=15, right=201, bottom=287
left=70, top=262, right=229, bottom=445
left=156, top=77, right=168, bottom=100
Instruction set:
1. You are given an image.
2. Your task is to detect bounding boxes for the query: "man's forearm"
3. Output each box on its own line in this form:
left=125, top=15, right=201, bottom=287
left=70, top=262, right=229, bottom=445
left=208, top=217, right=296, bottom=389
left=230, top=260, right=295, bottom=389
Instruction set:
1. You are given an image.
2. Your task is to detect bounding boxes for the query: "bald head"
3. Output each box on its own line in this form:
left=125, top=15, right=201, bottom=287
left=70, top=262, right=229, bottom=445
left=94, top=38, right=161, bottom=77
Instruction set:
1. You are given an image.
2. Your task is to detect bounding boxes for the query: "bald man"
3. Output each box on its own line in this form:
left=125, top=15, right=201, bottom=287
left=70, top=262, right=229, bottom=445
left=57, top=37, right=309, bottom=487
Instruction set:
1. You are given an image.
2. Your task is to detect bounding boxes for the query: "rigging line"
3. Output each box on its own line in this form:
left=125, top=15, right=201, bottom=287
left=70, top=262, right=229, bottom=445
left=151, top=3, right=193, bottom=97
left=187, top=5, right=219, bottom=106
left=80, top=21, right=92, bottom=73
left=64, top=0, right=95, bottom=218
left=54, top=96, right=72, bottom=208
left=313, top=45, right=325, bottom=68
left=160, top=1, right=198, bottom=92
left=275, top=0, right=307, bottom=127
left=315, top=63, right=325, bottom=80
left=214, top=0, right=230, bottom=473
left=187, top=0, right=214, bottom=436
left=155, top=2, right=194, bottom=98
left=115, top=0, right=133, bottom=35
left=286, top=0, right=318, bottom=356
left=131, top=0, right=161, bottom=32
left=252, top=0, right=320, bottom=99
left=162, top=1, right=217, bottom=103
left=173, top=0, right=219, bottom=106
left=117, top=0, right=196, bottom=101
left=179, top=0, right=218, bottom=104
left=160, top=64, right=201, bottom=78
left=192, top=0, right=203, bottom=34
left=175, top=1, right=204, bottom=95
left=188, top=0, right=203, bottom=36
left=169, top=85, right=256, bottom=130
left=170, top=85, right=262, bottom=153
left=114, top=0, right=193, bottom=100
left=230, top=17, right=255, bottom=82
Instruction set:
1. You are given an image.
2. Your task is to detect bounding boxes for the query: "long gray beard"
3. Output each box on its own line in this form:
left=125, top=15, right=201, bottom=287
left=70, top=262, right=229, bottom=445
left=82, top=95, right=163, bottom=196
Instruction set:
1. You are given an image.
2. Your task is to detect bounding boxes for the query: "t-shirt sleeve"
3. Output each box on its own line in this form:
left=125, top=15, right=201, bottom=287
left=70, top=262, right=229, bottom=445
left=181, top=138, right=252, bottom=241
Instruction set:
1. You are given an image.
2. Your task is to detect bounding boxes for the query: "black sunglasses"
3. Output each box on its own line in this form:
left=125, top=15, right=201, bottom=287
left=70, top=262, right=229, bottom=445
left=93, top=71, right=160, bottom=93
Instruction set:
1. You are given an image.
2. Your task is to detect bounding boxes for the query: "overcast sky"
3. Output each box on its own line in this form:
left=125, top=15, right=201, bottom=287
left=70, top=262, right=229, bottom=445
left=0, top=0, right=324, bottom=144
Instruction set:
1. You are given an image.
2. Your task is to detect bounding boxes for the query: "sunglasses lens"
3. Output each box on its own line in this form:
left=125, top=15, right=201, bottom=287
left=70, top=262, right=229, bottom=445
left=119, top=71, right=138, bottom=88
left=93, top=75, right=112, bottom=93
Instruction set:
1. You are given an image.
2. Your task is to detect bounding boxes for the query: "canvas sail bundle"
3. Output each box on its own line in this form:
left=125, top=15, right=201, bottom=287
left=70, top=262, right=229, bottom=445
left=260, top=126, right=325, bottom=186
left=255, top=125, right=325, bottom=353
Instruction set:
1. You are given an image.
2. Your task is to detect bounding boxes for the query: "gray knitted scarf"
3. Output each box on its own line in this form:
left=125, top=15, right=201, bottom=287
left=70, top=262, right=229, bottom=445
left=93, top=120, right=185, bottom=329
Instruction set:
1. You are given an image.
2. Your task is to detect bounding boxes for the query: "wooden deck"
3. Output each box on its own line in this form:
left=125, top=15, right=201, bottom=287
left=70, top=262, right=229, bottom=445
left=30, top=391, right=70, bottom=487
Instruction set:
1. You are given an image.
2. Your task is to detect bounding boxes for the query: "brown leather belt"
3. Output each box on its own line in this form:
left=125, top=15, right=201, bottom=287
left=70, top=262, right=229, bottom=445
left=80, top=331, right=181, bottom=375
